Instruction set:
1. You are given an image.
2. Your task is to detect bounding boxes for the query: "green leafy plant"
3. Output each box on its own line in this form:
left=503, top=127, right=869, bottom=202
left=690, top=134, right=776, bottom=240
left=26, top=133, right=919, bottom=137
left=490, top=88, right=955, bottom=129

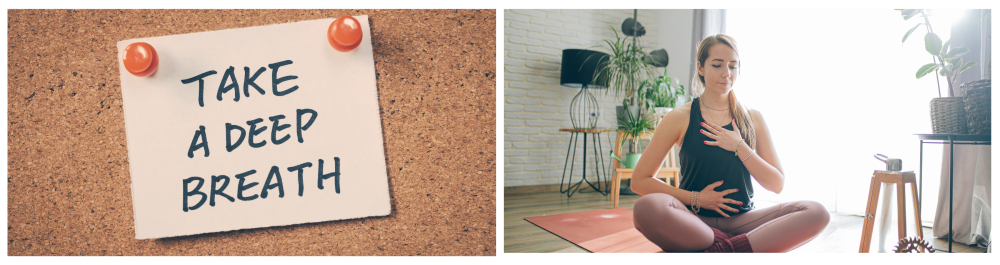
left=617, top=99, right=657, bottom=154
left=639, top=68, right=686, bottom=110
left=898, top=9, right=978, bottom=97
left=590, top=27, right=658, bottom=106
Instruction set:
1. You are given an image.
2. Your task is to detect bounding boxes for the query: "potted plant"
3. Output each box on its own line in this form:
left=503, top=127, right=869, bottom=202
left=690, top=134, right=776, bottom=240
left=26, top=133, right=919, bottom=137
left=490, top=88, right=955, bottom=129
left=640, top=68, right=686, bottom=124
left=609, top=100, right=656, bottom=169
left=591, top=19, right=658, bottom=130
left=898, top=9, right=978, bottom=134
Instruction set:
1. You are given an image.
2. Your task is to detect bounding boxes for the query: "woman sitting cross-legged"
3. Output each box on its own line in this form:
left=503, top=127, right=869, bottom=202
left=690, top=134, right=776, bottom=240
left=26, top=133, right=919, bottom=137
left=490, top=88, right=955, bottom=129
left=630, top=34, right=830, bottom=253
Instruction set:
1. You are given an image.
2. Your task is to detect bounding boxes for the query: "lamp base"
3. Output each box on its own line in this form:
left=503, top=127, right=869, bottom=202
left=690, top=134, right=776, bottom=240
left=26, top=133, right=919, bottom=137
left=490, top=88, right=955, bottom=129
left=570, top=85, right=600, bottom=129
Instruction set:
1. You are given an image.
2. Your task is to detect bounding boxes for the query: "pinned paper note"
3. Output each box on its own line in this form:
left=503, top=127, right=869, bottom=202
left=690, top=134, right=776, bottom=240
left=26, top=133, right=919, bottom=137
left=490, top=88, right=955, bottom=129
left=117, top=16, right=390, bottom=239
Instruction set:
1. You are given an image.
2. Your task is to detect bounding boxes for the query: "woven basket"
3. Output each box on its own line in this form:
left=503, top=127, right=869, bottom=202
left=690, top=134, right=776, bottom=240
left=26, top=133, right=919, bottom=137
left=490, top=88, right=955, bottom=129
left=962, top=80, right=991, bottom=135
left=930, top=97, right=967, bottom=134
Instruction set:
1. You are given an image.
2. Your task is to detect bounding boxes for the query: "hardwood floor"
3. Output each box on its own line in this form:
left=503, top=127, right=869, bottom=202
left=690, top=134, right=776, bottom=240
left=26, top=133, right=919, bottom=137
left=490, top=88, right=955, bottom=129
left=504, top=187, right=988, bottom=253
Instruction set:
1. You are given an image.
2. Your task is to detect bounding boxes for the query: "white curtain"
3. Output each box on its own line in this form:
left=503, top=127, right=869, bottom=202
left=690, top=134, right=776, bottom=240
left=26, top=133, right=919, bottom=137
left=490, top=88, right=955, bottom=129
left=934, top=146, right=991, bottom=247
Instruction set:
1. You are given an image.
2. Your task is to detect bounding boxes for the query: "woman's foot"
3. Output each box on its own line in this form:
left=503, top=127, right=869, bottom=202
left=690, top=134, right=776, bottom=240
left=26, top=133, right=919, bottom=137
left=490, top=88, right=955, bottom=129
left=703, top=227, right=753, bottom=252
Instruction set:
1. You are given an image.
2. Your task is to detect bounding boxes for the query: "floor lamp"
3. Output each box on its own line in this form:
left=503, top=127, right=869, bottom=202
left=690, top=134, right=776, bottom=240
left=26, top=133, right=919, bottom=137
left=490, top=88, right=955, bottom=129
left=557, top=49, right=611, bottom=196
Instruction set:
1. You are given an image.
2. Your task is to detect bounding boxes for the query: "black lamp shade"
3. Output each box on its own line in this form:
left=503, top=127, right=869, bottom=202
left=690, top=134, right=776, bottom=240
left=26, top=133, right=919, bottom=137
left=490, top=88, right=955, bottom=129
left=560, top=49, right=609, bottom=88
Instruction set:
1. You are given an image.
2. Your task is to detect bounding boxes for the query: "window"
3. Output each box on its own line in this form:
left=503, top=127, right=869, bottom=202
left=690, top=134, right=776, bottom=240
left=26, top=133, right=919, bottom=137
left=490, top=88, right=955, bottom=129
left=726, top=9, right=953, bottom=225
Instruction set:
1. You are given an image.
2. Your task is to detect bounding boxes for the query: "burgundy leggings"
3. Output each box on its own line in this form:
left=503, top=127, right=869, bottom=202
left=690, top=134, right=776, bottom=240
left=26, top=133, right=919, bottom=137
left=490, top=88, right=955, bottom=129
left=633, top=193, right=831, bottom=252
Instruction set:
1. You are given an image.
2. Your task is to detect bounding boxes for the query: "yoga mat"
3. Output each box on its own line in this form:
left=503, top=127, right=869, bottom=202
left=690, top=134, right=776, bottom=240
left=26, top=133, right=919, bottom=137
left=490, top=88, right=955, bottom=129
left=524, top=208, right=663, bottom=253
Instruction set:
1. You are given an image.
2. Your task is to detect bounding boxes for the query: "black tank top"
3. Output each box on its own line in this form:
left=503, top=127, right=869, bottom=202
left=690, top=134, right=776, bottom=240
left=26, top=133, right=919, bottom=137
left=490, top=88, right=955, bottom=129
left=678, top=97, right=754, bottom=217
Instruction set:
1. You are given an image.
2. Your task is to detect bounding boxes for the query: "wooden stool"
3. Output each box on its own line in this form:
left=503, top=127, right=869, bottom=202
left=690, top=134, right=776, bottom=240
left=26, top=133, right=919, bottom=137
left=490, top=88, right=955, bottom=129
left=859, top=171, right=923, bottom=253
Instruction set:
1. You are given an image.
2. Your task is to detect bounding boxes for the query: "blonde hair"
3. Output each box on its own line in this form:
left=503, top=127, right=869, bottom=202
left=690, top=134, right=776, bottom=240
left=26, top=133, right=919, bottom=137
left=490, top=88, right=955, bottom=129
left=693, top=34, right=756, bottom=149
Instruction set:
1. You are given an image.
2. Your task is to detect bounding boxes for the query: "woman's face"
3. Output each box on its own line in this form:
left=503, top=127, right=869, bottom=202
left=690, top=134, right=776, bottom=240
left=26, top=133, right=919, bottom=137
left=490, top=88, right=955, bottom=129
left=697, top=43, right=739, bottom=95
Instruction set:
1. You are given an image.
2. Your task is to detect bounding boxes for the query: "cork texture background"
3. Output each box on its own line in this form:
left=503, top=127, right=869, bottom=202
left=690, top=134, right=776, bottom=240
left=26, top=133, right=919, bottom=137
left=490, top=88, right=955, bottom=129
left=7, top=9, right=496, bottom=256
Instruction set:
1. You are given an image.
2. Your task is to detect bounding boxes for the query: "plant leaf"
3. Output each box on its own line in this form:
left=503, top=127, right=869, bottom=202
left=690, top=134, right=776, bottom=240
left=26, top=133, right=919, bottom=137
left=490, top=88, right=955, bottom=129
left=902, top=23, right=922, bottom=44
left=595, top=26, right=658, bottom=99
left=958, top=61, right=977, bottom=75
left=943, top=58, right=960, bottom=76
left=916, top=63, right=939, bottom=79
left=938, top=61, right=955, bottom=76
left=940, top=40, right=951, bottom=58
left=939, top=67, right=950, bottom=77
left=944, top=47, right=970, bottom=60
left=925, top=33, right=942, bottom=56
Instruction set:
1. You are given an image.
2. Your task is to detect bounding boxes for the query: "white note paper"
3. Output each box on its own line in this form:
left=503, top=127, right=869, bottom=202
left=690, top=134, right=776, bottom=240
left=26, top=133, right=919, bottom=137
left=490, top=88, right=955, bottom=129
left=117, top=16, right=390, bottom=239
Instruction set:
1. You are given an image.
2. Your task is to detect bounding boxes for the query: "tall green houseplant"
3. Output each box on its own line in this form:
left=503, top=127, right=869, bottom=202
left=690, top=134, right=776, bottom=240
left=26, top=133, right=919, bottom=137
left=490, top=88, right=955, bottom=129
left=899, top=9, right=978, bottom=97
left=592, top=27, right=658, bottom=111
left=592, top=26, right=657, bottom=155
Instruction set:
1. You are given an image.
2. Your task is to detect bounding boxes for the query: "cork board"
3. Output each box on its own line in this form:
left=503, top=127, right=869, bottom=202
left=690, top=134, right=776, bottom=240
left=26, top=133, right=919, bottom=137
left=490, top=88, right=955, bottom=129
left=8, top=9, right=496, bottom=255
left=118, top=17, right=393, bottom=240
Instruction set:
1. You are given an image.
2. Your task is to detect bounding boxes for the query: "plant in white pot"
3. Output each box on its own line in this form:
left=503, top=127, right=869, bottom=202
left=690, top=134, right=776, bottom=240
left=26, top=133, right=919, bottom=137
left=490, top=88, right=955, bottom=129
left=640, top=68, right=686, bottom=125
left=898, top=9, right=978, bottom=134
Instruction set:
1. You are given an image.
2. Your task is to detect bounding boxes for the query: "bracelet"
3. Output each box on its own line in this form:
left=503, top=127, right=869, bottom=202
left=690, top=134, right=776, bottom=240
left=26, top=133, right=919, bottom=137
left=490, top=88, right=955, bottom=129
left=690, top=191, right=701, bottom=214
left=741, top=149, right=754, bottom=162
left=690, top=191, right=698, bottom=213
left=734, top=142, right=741, bottom=156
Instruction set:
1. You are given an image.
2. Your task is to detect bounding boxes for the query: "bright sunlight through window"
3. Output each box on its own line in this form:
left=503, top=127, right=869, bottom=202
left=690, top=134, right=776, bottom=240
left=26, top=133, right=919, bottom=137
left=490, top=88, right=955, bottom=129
left=726, top=9, right=961, bottom=226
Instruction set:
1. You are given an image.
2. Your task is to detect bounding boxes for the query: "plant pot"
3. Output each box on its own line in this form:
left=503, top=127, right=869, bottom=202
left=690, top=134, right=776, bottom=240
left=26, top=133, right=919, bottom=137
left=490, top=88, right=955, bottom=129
left=610, top=153, right=642, bottom=169
left=615, top=105, right=642, bottom=126
left=961, top=80, right=991, bottom=135
left=653, top=107, right=673, bottom=125
left=930, top=97, right=968, bottom=134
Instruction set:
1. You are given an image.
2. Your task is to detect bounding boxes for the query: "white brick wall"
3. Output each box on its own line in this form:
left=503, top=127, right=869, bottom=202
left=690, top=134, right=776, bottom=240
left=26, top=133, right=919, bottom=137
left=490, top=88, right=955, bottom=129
left=504, top=9, right=661, bottom=187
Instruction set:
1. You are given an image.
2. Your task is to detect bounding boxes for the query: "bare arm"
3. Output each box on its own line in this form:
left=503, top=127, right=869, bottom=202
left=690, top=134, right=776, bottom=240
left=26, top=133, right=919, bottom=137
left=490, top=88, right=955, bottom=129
left=737, top=109, right=785, bottom=194
left=703, top=109, right=785, bottom=194
left=630, top=107, right=691, bottom=202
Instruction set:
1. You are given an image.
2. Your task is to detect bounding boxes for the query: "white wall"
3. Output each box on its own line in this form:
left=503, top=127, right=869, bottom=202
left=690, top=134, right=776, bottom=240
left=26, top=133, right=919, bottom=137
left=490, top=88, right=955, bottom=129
left=504, top=9, right=694, bottom=187
left=657, top=9, right=694, bottom=93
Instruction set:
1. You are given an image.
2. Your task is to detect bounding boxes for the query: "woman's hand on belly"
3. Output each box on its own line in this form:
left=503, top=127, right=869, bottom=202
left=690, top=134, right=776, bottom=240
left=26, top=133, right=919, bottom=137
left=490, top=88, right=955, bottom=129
left=699, top=180, right=743, bottom=218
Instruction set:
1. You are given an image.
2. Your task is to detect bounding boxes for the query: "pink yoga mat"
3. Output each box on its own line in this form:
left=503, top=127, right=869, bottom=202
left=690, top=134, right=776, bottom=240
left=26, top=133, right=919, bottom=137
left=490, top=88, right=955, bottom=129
left=524, top=208, right=663, bottom=253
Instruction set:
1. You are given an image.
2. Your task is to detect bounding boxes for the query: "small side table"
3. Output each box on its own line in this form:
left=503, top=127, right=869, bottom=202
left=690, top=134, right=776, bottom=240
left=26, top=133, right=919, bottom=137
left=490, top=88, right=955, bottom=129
left=916, top=134, right=991, bottom=253
left=558, top=128, right=615, bottom=197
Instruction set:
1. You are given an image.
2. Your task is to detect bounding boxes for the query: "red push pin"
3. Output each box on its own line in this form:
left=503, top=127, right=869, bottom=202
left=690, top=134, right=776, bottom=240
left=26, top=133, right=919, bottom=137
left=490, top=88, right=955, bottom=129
left=123, top=42, right=158, bottom=77
left=327, top=15, right=362, bottom=52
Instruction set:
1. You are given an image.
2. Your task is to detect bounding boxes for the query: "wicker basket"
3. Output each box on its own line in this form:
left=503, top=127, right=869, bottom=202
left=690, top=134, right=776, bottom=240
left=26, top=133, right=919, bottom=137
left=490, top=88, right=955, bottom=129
left=962, top=80, right=991, bottom=135
left=930, top=97, right=967, bottom=134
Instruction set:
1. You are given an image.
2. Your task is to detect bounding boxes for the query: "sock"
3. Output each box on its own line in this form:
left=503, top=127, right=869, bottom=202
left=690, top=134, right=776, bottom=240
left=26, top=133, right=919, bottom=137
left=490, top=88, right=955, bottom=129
left=703, top=227, right=754, bottom=253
